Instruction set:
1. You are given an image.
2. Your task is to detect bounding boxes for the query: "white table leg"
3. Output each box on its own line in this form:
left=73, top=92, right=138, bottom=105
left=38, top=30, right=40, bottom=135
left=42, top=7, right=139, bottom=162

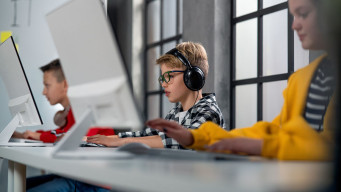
left=8, top=160, right=26, bottom=192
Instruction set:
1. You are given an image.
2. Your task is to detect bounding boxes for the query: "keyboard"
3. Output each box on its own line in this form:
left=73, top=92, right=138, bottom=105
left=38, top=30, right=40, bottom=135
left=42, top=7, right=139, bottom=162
left=9, top=138, right=43, bottom=143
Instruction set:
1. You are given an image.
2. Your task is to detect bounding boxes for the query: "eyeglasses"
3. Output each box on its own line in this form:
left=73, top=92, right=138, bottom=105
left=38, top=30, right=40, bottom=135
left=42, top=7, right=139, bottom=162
left=158, top=70, right=185, bottom=86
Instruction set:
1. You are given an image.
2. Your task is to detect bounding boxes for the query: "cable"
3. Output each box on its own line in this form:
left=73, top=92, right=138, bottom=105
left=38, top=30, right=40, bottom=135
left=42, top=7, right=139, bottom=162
left=193, top=91, right=199, bottom=107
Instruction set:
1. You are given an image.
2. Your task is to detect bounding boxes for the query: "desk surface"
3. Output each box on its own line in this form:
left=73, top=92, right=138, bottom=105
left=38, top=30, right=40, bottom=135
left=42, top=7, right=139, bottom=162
left=0, top=147, right=333, bottom=192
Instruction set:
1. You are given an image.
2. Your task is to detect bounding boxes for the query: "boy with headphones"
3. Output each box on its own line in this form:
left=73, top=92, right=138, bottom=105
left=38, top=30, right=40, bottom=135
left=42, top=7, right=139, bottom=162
left=87, top=41, right=225, bottom=149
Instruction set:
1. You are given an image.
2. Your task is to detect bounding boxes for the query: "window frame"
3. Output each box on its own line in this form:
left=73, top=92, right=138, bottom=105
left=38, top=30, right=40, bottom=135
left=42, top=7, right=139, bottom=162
left=144, top=0, right=183, bottom=120
left=231, top=0, right=294, bottom=128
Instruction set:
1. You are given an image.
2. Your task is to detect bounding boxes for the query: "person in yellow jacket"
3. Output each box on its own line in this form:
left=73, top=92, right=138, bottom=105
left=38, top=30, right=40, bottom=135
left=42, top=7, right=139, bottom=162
left=146, top=0, right=336, bottom=161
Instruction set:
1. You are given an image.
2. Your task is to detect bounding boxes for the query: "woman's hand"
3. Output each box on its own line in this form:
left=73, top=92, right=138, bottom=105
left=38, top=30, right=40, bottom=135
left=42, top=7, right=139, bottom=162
left=146, top=118, right=194, bottom=146
left=206, top=138, right=263, bottom=155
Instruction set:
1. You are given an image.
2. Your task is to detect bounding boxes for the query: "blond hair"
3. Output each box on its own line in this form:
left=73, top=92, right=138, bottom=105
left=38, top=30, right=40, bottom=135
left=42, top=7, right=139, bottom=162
left=156, top=42, right=209, bottom=78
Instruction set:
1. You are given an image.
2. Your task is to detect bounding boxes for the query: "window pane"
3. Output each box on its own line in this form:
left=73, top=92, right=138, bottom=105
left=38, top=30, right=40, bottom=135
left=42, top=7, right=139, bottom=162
left=263, top=0, right=287, bottom=9
left=236, top=0, right=257, bottom=17
left=235, top=84, right=257, bottom=128
left=263, top=80, right=287, bottom=122
left=147, top=47, right=161, bottom=91
left=148, top=95, right=160, bottom=120
left=162, top=41, right=176, bottom=54
left=294, top=30, right=309, bottom=71
left=236, top=18, right=258, bottom=80
left=162, top=94, right=176, bottom=118
left=162, top=0, right=177, bottom=39
left=147, top=0, right=160, bottom=44
left=178, top=0, right=183, bottom=34
left=263, top=10, right=288, bottom=76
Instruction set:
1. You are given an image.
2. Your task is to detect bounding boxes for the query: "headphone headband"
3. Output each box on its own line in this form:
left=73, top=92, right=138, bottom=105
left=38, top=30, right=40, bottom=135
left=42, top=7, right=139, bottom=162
left=166, top=48, right=192, bottom=69
left=165, top=47, right=205, bottom=91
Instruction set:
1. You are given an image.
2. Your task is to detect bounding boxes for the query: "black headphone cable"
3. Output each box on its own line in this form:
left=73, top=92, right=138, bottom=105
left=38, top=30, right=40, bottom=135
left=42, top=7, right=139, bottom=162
left=193, top=90, right=200, bottom=107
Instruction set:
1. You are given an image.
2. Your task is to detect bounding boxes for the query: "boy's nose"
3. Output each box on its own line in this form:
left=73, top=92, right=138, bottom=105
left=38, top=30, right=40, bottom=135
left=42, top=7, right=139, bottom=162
left=161, top=81, right=168, bottom=88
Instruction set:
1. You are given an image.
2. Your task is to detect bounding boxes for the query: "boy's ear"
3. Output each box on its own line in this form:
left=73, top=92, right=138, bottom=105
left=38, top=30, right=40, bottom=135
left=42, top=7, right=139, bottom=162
left=63, top=80, right=69, bottom=90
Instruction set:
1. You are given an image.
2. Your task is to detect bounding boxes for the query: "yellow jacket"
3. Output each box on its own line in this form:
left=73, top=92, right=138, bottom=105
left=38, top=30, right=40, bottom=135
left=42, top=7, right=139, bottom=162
left=188, top=55, right=335, bottom=160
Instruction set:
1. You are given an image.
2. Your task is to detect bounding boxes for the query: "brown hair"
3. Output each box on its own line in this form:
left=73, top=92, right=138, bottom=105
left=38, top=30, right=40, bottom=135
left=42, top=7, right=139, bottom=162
left=156, top=42, right=209, bottom=78
left=40, top=59, right=65, bottom=82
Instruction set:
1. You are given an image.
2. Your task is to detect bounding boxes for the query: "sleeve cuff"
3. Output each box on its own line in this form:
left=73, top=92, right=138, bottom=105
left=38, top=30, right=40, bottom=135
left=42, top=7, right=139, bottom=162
left=186, top=129, right=208, bottom=150
left=261, top=135, right=279, bottom=158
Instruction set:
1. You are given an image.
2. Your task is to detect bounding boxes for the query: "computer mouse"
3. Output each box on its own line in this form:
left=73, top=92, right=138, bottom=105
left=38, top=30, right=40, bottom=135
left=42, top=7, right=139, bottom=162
left=117, top=142, right=151, bottom=154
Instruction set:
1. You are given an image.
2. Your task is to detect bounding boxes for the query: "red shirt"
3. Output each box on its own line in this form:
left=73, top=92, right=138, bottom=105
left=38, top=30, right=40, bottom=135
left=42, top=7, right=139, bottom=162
left=36, top=108, right=115, bottom=143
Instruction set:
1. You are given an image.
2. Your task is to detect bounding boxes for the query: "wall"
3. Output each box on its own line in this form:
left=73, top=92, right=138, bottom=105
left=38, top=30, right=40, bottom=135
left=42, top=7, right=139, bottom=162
left=183, top=0, right=232, bottom=129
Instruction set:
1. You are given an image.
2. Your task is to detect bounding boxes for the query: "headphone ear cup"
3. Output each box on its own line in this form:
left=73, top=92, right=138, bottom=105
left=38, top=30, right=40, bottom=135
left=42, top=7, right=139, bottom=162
left=183, top=67, right=205, bottom=91
left=54, top=110, right=68, bottom=127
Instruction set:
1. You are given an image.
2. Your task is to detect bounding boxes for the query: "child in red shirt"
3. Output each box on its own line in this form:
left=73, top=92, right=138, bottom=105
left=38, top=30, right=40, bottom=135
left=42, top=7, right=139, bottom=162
left=12, top=59, right=114, bottom=143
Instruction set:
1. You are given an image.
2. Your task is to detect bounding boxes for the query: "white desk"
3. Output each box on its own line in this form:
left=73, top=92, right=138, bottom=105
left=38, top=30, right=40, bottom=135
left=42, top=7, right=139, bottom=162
left=0, top=146, right=333, bottom=192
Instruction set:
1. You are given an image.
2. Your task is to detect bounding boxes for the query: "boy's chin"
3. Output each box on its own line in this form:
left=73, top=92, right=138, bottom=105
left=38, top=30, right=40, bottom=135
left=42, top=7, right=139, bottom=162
left=49, top=101, right=58, bottom=105
left=167, top=97, right=178, bottom=103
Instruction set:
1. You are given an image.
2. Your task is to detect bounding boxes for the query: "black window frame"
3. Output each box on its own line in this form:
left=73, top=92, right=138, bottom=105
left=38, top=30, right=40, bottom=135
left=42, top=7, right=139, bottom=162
left=231, top=0, right=294, bottom=129
left=144, top=0, right=183, bottom=120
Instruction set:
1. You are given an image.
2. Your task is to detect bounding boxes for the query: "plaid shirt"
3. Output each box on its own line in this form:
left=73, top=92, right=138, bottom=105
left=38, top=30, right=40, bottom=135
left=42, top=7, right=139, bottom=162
left=119, top=93, right=225, bottom=149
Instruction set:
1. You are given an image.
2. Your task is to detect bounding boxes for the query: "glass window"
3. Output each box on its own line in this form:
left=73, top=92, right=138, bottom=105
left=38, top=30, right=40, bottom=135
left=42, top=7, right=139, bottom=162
left=162, top=0, right=177, bottom=39
left=147, top=46, right=161, bottom=91
left=145, top=0, right=182, bottom=121
left=235, top=18, right=258, bottom=80
left=263, top=0, right=287, bottom=9
left=147, top=0, right=160, bottom=44
left=235, top=84, right=257, bottom=128
left=235, top=0, right=257, bottom=17
left=178, top=0, right=183, bottom=33
left=162, top=41, right=176, bottom=54
left=148, top=95, right=160, bottom=119
left=262, top=80, right=287, bottom=122
left=263, top=10, right=288, bottom=76
left=294, top=30, right=309, bottom=71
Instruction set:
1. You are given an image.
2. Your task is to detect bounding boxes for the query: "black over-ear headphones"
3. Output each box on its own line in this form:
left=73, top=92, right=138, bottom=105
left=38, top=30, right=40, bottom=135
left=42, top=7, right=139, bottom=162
left=166, top=48, right=205, bottom=91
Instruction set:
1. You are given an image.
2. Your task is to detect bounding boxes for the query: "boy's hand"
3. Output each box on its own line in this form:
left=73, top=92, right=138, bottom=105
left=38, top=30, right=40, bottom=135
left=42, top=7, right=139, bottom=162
left=22, top=130, right=41, bottom=140
left=12, top=131, right=24, bottom=138
left=206, top=138, right=263, bottom=155
left=86, top=135, right=121, bottom=147
left=146, top=118, right=194, bottom=147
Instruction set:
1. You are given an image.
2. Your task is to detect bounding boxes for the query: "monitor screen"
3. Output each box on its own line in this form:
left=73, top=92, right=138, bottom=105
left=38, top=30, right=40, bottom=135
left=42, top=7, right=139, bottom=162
left=0, top=37, right=42, bottom=144
left=46, top=0, right=142, bottom=132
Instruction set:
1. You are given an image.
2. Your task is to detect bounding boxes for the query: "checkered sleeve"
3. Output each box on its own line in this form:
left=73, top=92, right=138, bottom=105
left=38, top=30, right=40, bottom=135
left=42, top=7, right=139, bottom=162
left=189, top=103, right=225, bottom=129
left=157, top=119, right=183, bottom=149
left=159, top=97, right=225, bottom=149
left=118, top=128, right=159, bottom=138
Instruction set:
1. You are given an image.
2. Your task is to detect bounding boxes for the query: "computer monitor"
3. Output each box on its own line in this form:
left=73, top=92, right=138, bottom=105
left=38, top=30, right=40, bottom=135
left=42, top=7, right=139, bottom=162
left=0, top=37, right=43, bottom=145
left=46, top=0, right=143, bottom=152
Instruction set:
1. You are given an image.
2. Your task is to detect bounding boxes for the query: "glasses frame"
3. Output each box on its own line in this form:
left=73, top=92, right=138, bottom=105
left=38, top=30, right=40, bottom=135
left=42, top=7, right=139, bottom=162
left=158, top=70, right=185, bottom=86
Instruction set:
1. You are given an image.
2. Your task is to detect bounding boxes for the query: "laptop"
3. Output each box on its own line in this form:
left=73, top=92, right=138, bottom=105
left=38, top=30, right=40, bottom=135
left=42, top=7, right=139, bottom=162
left=10, top=137, right=44, bottom=143
left=0, top=131, right=53, bottom=147
left=0, top=126, right=53, bottom=147
left=50, top=113, right=133, bottom=159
